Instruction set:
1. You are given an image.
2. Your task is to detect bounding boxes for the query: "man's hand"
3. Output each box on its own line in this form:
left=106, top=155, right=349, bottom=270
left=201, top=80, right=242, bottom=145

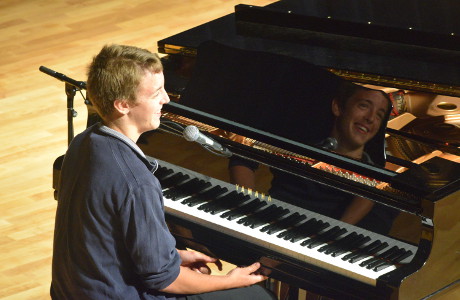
left=177, top=250, right=222, bottom=274
left=226, top=262, right=267, bottom=287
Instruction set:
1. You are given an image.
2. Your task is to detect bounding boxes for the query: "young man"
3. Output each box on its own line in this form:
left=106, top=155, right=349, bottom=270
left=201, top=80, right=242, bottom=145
left=51, top=44, right=275, bottom=300
left=229, top=83, right=395, bottom=234
left=329, top=83, right=391, bottom=227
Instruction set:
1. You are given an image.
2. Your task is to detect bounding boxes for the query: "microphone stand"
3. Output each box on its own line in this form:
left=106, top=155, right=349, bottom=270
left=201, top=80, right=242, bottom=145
left=39, top=66, right=87, bottom=145
left=65, top=83, right=78, bottom=146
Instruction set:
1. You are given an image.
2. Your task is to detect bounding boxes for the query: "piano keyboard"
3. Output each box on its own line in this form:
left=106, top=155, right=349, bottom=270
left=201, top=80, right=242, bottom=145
left=155, top=159, right=418, bottom=286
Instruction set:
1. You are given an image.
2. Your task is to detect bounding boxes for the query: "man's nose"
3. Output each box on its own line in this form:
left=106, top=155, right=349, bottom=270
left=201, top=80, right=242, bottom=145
left=161, top=89, right=170, bottom=104
left=365, top=109, right=377, bottom=123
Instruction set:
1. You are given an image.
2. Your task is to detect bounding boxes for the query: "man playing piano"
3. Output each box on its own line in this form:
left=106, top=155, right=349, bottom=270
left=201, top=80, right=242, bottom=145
left=229, top=82, right=396, bottom=235
left=51, top=44, right=276, bottom=300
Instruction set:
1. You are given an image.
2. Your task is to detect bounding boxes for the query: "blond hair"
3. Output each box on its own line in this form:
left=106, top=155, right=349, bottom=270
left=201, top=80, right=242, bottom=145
left=86, top=44, right=163, bottom=118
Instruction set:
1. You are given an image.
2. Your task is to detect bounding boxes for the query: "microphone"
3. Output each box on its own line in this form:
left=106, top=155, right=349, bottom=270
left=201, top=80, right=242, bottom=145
left=183, top=125, right=232, bottom=157
left=39, top=66, right=86, bottom=90
left=317, top=137, right=338, bottom=151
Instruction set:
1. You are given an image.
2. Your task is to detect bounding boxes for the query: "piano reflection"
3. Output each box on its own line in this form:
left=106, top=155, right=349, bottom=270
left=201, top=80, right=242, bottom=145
left=55, top=0, right=460, bottom=299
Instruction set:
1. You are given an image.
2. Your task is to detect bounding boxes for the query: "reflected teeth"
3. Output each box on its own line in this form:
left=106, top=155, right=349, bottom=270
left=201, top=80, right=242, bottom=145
left=357, top=125, right=368, bottom=132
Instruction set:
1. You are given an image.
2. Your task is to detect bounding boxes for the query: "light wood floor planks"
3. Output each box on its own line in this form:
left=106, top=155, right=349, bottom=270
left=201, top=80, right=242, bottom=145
left=0, top=1, right=275, bottom=299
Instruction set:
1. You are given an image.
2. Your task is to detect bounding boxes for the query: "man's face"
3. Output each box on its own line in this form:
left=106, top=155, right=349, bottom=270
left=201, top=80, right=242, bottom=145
left=333, top=89, right=388, bottom=151
left=129, top=70, right=170, bottom=133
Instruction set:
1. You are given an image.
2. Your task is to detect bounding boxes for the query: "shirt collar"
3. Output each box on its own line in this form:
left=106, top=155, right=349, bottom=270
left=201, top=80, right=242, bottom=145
left=97, top=123, right=158, bottom=173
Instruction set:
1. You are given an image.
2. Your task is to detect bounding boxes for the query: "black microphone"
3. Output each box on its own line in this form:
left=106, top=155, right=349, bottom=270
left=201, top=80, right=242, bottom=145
left=317, top=137, right=338, bottom=151
left=39, top=66, right=86, bottom=90
left=183, top=125, right=232, bottom=157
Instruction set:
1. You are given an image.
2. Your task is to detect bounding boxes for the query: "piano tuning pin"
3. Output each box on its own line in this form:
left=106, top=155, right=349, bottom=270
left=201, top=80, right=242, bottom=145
left=255, top=191, right=259, bottom=198
left=248, top=188, right=253, bottom=196
left=268, top=195, right=272, bottom=202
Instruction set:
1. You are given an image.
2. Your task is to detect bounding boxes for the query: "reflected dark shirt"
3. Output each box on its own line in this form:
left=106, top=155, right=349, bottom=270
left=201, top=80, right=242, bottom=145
left=229, top=154, right=398, bottom=235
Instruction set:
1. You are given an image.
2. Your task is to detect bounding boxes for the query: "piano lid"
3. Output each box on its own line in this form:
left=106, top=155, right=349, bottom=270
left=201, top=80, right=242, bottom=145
left=158, top=0, right=460, bottom=96
left=155, top=0, right=460, bottom=212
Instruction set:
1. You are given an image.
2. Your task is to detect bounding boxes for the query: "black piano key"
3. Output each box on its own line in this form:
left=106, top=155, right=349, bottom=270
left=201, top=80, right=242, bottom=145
left=221, top=199, right=266, bottom=220
left=198, top=190, right=237, bottom=211
left=372, top=248, right=412, bottom=272
left=301, top=226, right=347, bottom=248
left=330, top=235, right=371, bottom=257
left=160, top=172, right=190, bottom=189
left=361, top=246, right=399, bottom=269
left=260, top=212, right=306, bottom=235
left=393, top=249, right=413, bottom=264
left=278, top=218, right=324, bottom=243
left=182, top=186, right=228, bottom=206
left=351, top=241, right=389, bottom=264
left=277, top=218, right=313, bottom=240
left=343, top=240, right=385, bottom=263
left=155, top=166, right=174, bottom=180
left=163, top=178, right=209, bottom=200
left=239, top=204, right=278, bottom=227
left=319, top=232, right=359, bottom=254
left=254, top=207, right=290, bottom=229
left=309, top=227, right=348, bottom=249
left=279, top=219, right=329, bottom=243
left=251, top=205, right=287, bottom=222
left=200, top=191, right=249, bottom=214
left=244, top=204, right=289, bottom=225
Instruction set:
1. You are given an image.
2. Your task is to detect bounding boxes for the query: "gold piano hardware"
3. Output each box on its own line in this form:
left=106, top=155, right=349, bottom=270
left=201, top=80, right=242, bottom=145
left=235, top=184, right=272, bottom=202
left=328, top=68, right=460, bottom=97
left=160, top=43, right=197, bottom=56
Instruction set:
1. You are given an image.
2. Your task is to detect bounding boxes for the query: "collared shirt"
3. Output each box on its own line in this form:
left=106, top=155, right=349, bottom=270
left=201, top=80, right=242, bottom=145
left=51, top=123, right=180, bottom=300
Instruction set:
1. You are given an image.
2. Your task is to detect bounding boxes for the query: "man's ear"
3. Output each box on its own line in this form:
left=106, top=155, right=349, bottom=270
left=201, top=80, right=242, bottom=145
left=331, top=98, right=341, bottom=117
left=113, top=99, right=130, bottom=115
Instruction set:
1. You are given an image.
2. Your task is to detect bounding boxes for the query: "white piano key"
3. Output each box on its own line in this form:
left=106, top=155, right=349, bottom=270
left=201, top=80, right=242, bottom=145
left=157, top=159, right=418, bottom=287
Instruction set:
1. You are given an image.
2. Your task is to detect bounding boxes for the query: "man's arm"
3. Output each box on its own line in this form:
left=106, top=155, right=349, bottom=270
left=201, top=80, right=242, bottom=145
left=160, top=262, right=266, bottom=295
left=340, top=196, right=374, bottom=225
left=229, top=165, right=256, bottom=189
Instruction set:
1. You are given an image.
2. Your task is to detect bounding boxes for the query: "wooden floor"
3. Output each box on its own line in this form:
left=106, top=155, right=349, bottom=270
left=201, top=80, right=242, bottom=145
left=1, top=1, right=458, bottom=299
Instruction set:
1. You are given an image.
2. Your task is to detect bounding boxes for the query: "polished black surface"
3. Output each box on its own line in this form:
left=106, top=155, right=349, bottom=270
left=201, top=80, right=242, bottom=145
left=158, top=0, right=460, bottom=90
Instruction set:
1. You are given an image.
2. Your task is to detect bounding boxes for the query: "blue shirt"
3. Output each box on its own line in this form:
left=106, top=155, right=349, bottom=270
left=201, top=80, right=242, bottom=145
left=51, top=124, right=181, bottom=299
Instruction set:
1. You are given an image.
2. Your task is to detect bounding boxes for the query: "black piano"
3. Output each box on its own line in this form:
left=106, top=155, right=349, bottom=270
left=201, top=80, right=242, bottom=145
left=89, top=0, right=460, bottom=299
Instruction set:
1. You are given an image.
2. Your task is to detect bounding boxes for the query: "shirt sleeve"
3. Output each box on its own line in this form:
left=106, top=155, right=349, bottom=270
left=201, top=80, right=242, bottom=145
left=120, top=181, right=181, bottom=291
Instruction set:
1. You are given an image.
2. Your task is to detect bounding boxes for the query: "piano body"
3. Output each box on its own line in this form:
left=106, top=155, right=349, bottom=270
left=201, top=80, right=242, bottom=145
left=77, top=0, right=460, bottom=299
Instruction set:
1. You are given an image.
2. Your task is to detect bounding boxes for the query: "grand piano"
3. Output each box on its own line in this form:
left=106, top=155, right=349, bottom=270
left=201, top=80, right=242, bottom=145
left=86, top=0, right=460, bottom=299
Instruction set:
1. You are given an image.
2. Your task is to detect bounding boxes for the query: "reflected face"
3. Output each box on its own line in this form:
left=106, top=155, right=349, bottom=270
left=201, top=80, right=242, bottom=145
left=332, top=89, right=388, bottom=153
left=129, top=70, right=170, bottom=133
